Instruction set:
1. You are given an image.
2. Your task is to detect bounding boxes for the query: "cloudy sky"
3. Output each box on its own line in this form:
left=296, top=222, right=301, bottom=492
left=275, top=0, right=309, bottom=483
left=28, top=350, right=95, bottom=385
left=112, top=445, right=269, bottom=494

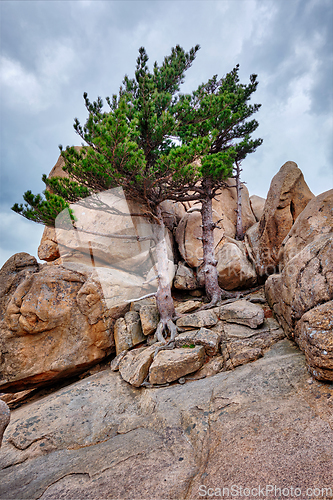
left=0, top=0, right=332, bottom=268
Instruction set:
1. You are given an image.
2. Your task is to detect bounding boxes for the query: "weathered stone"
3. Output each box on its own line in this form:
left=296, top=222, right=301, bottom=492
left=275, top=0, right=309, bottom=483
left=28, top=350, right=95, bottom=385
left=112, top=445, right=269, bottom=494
left=221, top=318, right=285, bottom=370
left=249, top=194, right=266, bottom=221
left=229, top=347, right=263, bottom=367
left=129, top=295, right=157, bottom=312
left=174, top=300, right=201, bottom=315
left=215, top=237, right=257, bottom=290
left=114, top=318, right=131, bottom=354
left=38, top=227, right=60, bottom=262
left=173, top=262, right=198, bottom=290
left=176, top=309, right=218, bottom=329
left=266, top=233, right=333, bottom=337
left=1, top=340, right=333, bottom=499
left=175, top=209, right=227, bottom=268
left=159, top=200, right=186, bottom=232
left=295, top=301, right=333, bottom=381
left=54, top=190, right=157, bottom=273
left=114, top=311, right=145, bottom=355
left=218, top=300, right=264, bottom=328
left=0, top=253, right=39, bottom=322
left=0, top=400, right=10, bottom=448
left=139, top=305, right=160, bottom=336
left=149, top=346, right=205, bottom=384
left=185, top=356, right=225, bottom=380
left=110, top=351, right=127, bottom=371
left=245, top=161, right=314, bottom=278
left=0, top=265, right=115, bottom=392
left=119, top=345, right=158, bottom=387
left=212, top=178, right=257, bottom=234
left=279, top=189, right=333, bottom=269
left=175, top=328, right=221, bottom=356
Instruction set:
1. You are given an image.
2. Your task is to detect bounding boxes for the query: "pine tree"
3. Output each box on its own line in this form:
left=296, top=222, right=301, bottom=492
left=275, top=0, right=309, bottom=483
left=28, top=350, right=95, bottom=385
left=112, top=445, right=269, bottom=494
left=12, top=47, right=262, bottom=338
left=12, top=45, right=206, bottom=344
left=176, top=65, right=263, bottom=307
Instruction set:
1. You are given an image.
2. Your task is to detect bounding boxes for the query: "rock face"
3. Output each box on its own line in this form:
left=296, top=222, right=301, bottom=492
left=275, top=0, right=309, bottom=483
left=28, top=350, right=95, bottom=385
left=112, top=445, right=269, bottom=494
left=0, top=253, right=39, bottom=322
left=278, top=189, right=333, bottom=267
left=0, top=263, right=117, bottom=392
left=0, top=400, right=10, bottom=448
left=1, top=340, right=332, bottom=500
left=246, top=161, right=314, bottom=278
left=265, top=190, right=333, bottom=380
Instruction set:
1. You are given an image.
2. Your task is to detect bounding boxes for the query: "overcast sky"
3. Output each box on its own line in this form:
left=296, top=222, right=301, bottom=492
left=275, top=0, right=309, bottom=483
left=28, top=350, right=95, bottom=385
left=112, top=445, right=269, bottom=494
left=0, top=0, right=332, bottom=268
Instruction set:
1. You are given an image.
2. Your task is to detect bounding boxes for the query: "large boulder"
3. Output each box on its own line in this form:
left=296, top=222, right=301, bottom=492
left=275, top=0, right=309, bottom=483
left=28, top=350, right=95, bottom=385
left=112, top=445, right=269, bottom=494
left=265, top=191, right=333, bottom=380
left=0, top=260, right=153, bottom=392
left=214, top=236, right=257, bottom=290
left=246, top=161, right=314, bottom=278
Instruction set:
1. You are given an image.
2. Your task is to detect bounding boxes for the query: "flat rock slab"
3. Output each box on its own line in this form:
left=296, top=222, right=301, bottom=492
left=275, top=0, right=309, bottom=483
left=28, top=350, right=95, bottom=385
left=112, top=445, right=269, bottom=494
left=1, top=340, right=333, bottom=500
left=149, top=346, right=205, bottom=384
left=175, top=328, right=221, bottom=356
left=219, top=299, right=264, bottom=328
left=176, top=310, right=218, bottom=329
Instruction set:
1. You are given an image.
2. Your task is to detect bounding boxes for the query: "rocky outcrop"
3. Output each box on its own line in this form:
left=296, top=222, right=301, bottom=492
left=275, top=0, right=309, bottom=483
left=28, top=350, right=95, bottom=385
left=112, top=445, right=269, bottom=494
left=0, top=264, right=116, bottom=392
left=266, top=190, right=333, bottom=380
left=246, top=161, right=314, bottom=278
left=1, top=339, right=332, bottom=499
left=0, top=400, right=10, bottom=448
left=0, top=252, right=39, bottom=321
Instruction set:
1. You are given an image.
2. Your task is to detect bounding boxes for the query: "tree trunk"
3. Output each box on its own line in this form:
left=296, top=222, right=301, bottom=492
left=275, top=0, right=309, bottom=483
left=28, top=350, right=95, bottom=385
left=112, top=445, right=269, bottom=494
left=153, top=205, right=177, bottom=343
left=201, top=179, right=223, bottom=307
left=235, top=161, right=244, bottom=241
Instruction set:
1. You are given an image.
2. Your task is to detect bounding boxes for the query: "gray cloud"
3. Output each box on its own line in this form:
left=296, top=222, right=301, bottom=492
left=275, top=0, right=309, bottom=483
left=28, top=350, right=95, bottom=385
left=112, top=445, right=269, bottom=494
left=0, top=0, right=332, bottom=268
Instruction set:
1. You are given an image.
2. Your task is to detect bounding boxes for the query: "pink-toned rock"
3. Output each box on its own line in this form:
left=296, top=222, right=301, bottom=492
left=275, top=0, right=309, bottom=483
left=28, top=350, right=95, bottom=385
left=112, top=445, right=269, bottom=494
left=175, top=209, right=227, bottom=268
left=279, top=189, right=333, bottom=268
left=249, top=195, right=266, bottom=221
left=215, top=237, right=257, bottom=290
left=218, top=299, right=264, bottom=328
left=246, top=161, right=314, bottom=278
left=295, top=301, right=333, bottom=381
left=212, top=178, right=256, bottom=234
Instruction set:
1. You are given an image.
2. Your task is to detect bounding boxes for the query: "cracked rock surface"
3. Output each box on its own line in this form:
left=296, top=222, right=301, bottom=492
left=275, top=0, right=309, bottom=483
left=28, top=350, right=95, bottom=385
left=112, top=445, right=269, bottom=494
left=1, top=339, right=332, bottom=499
left=266, top=190, right=333, bottom=381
